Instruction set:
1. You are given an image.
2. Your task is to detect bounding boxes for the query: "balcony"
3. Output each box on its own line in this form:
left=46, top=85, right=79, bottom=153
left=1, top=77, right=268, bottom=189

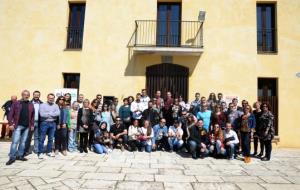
left=128, top=20, right=204, bottom=56
left=257, top=28, right=277, bottom=53
left=66, top=27, right=84, bottom=50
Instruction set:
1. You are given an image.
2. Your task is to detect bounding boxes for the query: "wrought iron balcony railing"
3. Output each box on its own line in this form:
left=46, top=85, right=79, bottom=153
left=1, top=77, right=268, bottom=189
left=66, top=27, right=84, bottom=49
left=128, top=20, right=204, bottom=49
left=257, top=28, right=277, bottom=53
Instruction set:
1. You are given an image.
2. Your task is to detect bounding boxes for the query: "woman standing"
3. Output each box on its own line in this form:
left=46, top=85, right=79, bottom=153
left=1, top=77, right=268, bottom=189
left=259, top=103, right=275, bottom=161
left=101, top=103, right=114, bottom=132
left=119, top=98, right=132, bottom=129
left=110, top=104, right=119, bottom=123
left=207, top=93, right=217, bottom=111
left=240, top=105, right=256, bottom=163
left=68, top=101, right=79, bottom=152
left=55, top=96, right=69, bottom=156
left=211, top=105, right=227, bottom=130
left=252, top=101, right=263, bottom=157
left=77, top=99, right=94, bottom=153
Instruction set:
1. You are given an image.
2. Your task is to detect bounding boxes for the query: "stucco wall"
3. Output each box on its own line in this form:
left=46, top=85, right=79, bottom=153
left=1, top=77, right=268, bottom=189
left=0, top=0, right=299, bottom=147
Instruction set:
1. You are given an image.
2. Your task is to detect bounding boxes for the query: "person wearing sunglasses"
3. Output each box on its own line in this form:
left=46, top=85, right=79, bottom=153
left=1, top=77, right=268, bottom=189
left=110, top=116, right=128, bottom=151
left=54, top=96, right=69, bottom=156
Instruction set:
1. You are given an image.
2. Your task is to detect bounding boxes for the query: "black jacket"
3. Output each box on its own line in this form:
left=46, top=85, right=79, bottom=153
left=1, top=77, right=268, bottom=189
left=77, top=108, right=94, bottom=131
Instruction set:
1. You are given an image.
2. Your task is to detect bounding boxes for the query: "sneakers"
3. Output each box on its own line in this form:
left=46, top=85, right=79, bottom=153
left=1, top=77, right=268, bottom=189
left=261, top=157, right=270, bottom=161
left=55, top=150, right=59, bottom=155
left=38, top=154, right=44, bottom=159
left=46, top=152, right=55, bottom=157
left=6, top=159, right=15, bottom=165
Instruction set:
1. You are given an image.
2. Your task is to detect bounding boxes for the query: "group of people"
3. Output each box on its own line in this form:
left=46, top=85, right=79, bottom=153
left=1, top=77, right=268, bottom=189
left=3, top=89, right=275, bottom=166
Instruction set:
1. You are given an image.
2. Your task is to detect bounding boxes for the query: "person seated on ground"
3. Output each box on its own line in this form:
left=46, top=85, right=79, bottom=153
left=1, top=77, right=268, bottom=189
left=128, top=119, right=141, bottom=152
left=209, top=124, right=226, bottom=158
left=224, top=122, right=239, bottom=160
left=137, top=120, right=153, bottom=153
left=110, top=116, right=128, bottom=151
left=93, top=122, right=111, bottom=154
left=168, top=120, right=184, bottom=152
left=188, top=120, right=209, bottom=159
left=152, top=118, right=169, bottom=151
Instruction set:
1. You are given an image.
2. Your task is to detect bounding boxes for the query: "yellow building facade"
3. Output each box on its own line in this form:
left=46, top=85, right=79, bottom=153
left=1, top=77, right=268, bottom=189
left=0, top=0, right=299, bottom=147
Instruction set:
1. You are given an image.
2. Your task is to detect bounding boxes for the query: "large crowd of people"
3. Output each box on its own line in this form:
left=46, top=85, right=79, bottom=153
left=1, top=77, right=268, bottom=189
left=2, top=89, right=275, bottom=166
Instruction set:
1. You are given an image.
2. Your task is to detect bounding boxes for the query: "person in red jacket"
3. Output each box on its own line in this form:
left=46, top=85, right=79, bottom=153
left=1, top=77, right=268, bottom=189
left=6, top=90, right=34, bottom=165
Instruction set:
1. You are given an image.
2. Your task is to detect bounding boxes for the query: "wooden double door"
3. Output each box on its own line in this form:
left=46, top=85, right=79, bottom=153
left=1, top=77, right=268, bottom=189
left=146, top=63, right=189, bottom=101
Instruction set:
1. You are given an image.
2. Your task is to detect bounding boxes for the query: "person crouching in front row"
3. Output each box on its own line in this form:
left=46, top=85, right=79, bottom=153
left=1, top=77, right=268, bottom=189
left=209, top=124, right=226, bottom=158
left=188, top=119, right=209, bottom=159
left=110, top=117, right=128, bottom=151
left=224, top=122, right=239, bottom=160
left=93, top=121, right=112, bottom=154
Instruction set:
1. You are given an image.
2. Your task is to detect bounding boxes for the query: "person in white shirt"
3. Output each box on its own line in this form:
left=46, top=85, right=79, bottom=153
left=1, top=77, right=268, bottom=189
left=141, top=89, right=150, bottom=109
left=130, top=93, right=146, bottom=122
left=224, top=122, right=239, bottom=160
left=128, top=119, right=140, bottom=151
left=168, top=120, right=184, bottom=152
left=138, top=120, right=153, bottom=153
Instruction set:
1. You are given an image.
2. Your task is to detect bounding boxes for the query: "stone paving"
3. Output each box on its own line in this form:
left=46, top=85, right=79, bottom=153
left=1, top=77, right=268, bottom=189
left=0, top=142, right=300, bottom=190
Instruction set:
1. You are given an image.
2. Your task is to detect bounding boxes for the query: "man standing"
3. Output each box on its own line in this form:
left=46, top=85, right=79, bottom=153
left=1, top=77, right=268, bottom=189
left=130, top=93, right=146, bottom=123
left=190, top=92, right=201, bottom=115
left=77, top=94, right=84, bottom=108
left=6, top=90, right=34, bottom=165
left=38, top=93, right=60, bottom=158
left=155, top=90, right=164, bottom=118
left=163, top=91, right=173, bottom=126
left=24, top=91, right=42, bottom=155
left=141, top=89, right=150, bottom=109
left=217, top=93, right=225, bottom=105
left=142, top=101, right=160, bottom=127
left=1, top=95, right=17, bottom=139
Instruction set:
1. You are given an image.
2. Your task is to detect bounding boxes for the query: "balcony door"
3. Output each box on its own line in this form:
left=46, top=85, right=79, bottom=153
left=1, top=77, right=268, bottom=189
left=67, top=3, right=86, bottom=49
left=157, top=3, right=181, bottom=47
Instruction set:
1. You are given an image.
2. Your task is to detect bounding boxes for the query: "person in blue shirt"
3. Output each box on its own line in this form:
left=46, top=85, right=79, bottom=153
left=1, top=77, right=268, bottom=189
left=196, top=104, right=212, bottom=131
left=152, top=118, right=169, bottom=151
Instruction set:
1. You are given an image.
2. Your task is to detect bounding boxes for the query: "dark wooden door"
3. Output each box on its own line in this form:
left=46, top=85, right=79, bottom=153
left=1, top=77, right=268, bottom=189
left=258, top=78, right=278, bottom=135
left=146, top=63, right=189, bottom=101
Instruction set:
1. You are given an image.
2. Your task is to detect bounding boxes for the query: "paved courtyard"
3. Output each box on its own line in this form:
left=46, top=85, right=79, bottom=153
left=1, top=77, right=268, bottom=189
left=0, top=142, right=300, bottom=190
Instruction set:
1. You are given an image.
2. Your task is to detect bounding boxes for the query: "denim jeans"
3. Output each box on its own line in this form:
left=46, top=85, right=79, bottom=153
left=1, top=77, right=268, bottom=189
left=68, top=129, right=77, bottom=152
left=94, top=144, right=108, bottom=154
left=241, top=132, right=250, bottom=157
left=38, top=121, right=56, bottom=154
left=226, top=143, right=236, bottom=158
left=55, top=127, right=68, bottom=151
left=9, top=125, right=29, bottom=159
left=140, top=141, right=152, bottom=153
left=168, top=137, right=184, bottom=151
left=188, top=140, right=200, bottom=157
left=24, top=121, right=39, bottom=154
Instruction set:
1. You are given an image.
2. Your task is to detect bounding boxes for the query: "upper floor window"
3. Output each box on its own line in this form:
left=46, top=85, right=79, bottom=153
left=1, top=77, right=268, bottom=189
left=66, top=3, right=86, bottom=49
left=257, top=3, right=277, bottom=53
